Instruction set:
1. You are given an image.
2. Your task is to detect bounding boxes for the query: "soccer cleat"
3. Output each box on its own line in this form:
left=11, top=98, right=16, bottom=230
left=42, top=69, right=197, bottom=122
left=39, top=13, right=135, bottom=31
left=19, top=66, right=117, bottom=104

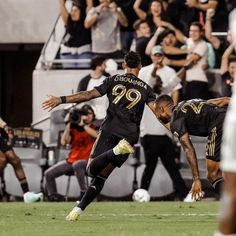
left=115, top=139, right=134, bottom=155
left=66, top=207, right=82, bottom=221
left=24, top=192, right=43, bottom=203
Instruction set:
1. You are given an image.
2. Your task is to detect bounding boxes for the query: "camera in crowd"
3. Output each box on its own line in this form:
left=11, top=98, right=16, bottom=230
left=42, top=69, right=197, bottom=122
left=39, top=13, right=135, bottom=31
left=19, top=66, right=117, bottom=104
left=67, top=104, right=95, bottom=125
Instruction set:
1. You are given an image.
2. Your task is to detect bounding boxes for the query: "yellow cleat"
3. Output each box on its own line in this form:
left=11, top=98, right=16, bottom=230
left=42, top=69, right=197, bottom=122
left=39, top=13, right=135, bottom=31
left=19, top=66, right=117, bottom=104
left=117, top=139, right=134, bottom=155
left=65, top=207, right=82, bottom=221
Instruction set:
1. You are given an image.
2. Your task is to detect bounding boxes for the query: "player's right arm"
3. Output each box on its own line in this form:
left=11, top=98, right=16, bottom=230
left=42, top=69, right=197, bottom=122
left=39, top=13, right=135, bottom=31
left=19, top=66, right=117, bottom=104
left=179, top=132, right=202, bottom=200
left=42, top=88, right=101, bottom=111
left=207, top=97, right=230, bottom=107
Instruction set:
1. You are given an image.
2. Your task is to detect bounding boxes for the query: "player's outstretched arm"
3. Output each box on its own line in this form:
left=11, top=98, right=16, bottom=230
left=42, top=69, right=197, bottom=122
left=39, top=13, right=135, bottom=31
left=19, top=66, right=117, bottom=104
left=42, top=88, right=101, bottom=111
left=207, top=97, right=230, bottom=107
left=179, top=133, right=203, bottom=200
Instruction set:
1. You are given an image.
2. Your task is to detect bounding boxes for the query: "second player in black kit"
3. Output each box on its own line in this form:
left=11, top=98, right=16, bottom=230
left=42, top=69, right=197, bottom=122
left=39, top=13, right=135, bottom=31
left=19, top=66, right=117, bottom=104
left=171, top=99, right=227, bottom=162
left=155, top=95, right=230, bottom=201
left=42, top=51, right=161, bottom=220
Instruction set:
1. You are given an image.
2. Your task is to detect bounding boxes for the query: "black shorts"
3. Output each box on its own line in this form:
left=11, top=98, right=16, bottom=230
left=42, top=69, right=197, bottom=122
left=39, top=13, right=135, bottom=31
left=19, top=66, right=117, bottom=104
left=206, top=113, right=225, bottom=162
left=90, top=130, right=137, bottom=168
left=0, top=138, right=12, bottom=153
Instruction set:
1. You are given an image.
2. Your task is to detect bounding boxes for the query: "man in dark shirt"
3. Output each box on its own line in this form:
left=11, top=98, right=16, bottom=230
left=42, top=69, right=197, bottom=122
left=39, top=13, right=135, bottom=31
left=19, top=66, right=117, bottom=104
left=133, top=19, right=152, bottom=66
left=42, top=51, right=158, bottom=220
left=154, top=94, right=230, bottom=201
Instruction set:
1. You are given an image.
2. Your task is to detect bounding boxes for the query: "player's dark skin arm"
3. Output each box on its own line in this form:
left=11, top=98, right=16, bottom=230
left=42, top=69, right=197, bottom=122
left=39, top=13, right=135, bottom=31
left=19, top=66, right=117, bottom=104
left=207, top=97, right=230, bottom=107
left=179, top=132, right=202, bottom=199
left=42, top=88, right=101, bottom=111
left=179, top=133, right=200, bottom=180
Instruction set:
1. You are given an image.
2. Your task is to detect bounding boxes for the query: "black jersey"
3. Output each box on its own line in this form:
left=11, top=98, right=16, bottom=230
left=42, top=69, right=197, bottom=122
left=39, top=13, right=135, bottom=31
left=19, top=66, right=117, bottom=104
left=95, top=73, right=156, bottom=140
left=170, top=99, right=227, bottom=138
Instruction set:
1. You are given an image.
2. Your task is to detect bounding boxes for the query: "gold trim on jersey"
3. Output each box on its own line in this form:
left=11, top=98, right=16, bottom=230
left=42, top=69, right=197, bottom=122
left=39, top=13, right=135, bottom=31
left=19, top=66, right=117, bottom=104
left=206, top=127, right=217, bottom=157
left=181, top=101, right=205, bottom=114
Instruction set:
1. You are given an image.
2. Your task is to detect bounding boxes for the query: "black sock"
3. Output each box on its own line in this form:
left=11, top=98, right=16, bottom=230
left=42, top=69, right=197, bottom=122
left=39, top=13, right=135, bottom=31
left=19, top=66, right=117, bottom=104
left=80, top=191, right=85, bottom=200
left=19, top=179, right=29, bottom=194
left=212, top=177, right=224, bottom=195
left=78, top=176, right=105, bottom=210
left=88, top=150, right=114, bottom=177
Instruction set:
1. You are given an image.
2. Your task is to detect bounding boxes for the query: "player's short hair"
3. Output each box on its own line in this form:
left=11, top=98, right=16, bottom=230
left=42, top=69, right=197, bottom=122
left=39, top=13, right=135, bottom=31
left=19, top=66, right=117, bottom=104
left=124, top=51, right=141, bottom=68
left=90, top=56, right=106, bottom=70
left=155, top=94, right=174, bottom=106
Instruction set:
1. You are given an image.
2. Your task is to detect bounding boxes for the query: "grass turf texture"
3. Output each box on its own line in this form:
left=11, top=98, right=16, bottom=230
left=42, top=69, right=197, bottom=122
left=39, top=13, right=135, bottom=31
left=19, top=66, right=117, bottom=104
left=0, top=201, right=219, bottom=236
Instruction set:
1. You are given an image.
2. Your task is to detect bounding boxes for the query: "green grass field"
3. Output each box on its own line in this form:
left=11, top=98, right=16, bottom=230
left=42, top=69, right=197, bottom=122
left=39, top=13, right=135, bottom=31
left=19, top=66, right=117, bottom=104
left=0, top=201, right=219, bottom=236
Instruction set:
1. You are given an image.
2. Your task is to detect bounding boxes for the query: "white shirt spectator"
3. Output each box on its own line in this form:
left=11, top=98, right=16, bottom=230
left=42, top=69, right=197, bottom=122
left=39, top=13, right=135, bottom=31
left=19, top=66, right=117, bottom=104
left=86, top=76, right=109, bottom=120
left=139, top=64, right=181, bottom=137
left=87, top=7, right=121, bottom=54
left=186, top=38, right=208, bottom=83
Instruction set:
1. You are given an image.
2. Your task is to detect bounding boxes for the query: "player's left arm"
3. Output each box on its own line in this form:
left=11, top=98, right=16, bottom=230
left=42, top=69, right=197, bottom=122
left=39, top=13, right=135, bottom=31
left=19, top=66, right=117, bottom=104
left=42, top=88, right=101, bottom=111
left=179, top=132, right=203, bottom=199
left=207, top=97, right=230, bottom=107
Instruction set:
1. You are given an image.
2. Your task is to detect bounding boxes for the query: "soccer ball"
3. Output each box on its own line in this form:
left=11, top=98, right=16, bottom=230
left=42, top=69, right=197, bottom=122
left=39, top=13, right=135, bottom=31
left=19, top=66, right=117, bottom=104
left=132, top=189, right=151, bottom=202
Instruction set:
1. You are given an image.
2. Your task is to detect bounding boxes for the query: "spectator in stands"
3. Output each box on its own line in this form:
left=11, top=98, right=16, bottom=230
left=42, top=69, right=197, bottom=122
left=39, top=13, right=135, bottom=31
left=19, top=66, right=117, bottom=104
left=44, top=105, right=98, bottom=201
left=163, top=22, right=209, bottom=100
left=138, top=45, right=188, bottom=200
left=77, top=56, right=109, bottom=124
left=145, top=25, right=187, bottom=72
left=164, top=0, right=198, bottom=36
left=205, top=8, right=235, bottom=68
left=119, top=0, right=138, bottom=54
left=221, top=55, right=236, bottom=97
left=0, top=117, right=43, bottom=203
left=84, top=0, right=128, bottom=59
left=185, top=0, right=229, bottom=32
left=75, top=0, right=94, bottom=13
left=59, top=0, right=92, bottom=68
left=132, top=19, right=152, bottom=66
left=133, top=0, right=167, bottom=34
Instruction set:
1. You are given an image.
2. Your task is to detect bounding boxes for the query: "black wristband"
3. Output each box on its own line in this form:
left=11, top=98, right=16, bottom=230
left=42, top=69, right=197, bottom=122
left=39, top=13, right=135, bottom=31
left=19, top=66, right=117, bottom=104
left=60, top=96, right=66, bottom=104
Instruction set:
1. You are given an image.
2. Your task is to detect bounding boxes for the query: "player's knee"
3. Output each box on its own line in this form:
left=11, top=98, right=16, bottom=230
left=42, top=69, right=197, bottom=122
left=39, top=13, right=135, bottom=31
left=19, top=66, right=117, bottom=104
left=0, top=158, right=7, bottom=170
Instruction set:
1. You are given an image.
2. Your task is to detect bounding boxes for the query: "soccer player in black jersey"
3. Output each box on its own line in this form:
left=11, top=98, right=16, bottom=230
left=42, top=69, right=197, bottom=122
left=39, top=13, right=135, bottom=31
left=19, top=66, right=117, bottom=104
left=42, top=51, right=159, bottom=220
left=154, top=94, right=230, bottom=201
